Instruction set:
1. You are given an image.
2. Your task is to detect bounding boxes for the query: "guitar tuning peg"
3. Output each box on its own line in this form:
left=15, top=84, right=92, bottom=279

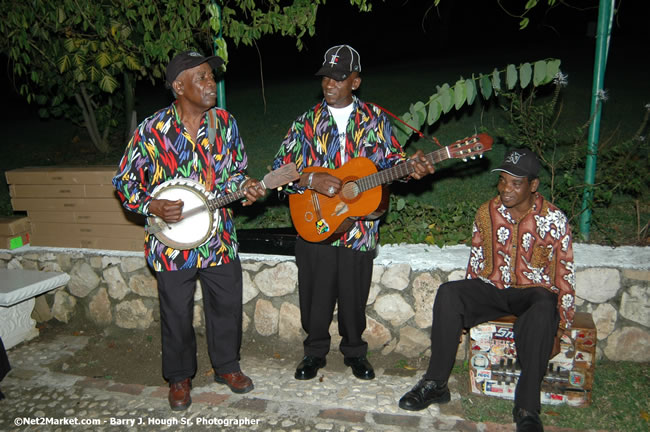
left=471, top=156, right=476, bottom=160
left=462, top=158, right=468, bottom=162
left=277, top=186, right=283, bottom=191
left=288, top=182, right=294, bottom=187
left=480, top=154, right=484, bottom=158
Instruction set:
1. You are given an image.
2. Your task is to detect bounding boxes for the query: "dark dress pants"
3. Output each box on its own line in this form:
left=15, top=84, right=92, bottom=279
left=156, top=259, right=243, bottom=384
left=295, top=237, right=374, bottom=358
left=425, top=279, right=559, bottom=413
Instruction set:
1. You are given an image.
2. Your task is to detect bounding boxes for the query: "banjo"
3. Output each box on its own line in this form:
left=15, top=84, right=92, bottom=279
left=146, top=163, right=299, bottom=250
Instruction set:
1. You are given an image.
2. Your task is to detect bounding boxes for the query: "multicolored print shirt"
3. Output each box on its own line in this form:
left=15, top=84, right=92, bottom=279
left=113, top=102, right=249, bottom=272
left=466, top=193, right=576, bottom=329
left=273, top=96, right=406, bottom=251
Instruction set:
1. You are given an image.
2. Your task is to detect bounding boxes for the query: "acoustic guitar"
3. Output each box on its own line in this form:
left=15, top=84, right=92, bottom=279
left=289, top=133, right=493, bottom=243
left=146, top=163, right=299, bottom=250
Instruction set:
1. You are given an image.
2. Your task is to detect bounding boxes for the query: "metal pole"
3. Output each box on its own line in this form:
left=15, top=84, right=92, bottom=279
left=212, top=2, right=226, bottom=109
left=579, top=0, right=615, bottom=240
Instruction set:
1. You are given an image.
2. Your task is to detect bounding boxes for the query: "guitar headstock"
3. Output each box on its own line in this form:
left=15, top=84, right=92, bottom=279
left=262, top=163, right=300, bottom=190
left=448, top=133, right=493, bottom=161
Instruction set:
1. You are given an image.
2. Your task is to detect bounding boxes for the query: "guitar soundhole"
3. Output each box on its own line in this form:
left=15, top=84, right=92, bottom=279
left=304, top=211, right=314, bottom=222
left=341, top=182, right=359, bottom=200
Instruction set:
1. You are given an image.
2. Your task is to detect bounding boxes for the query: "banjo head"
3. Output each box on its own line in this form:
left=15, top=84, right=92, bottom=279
left=148, top=178, right=218, bottom=250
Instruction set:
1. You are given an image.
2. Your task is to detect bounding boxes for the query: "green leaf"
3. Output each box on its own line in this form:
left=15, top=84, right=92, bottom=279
left=410, top=101, right=426, bottom=127
left=520, top=62, right=532, bottom=88
left=96, top=52, right=111, bottom=68
left=533, top=60, right=547, bottom=86
left=546, top=59, right=561, bottom=83
left=454, top=79, right=466, bottom=110
left=57, top=55, right=71, bottom=74
left=525, top=0, right=538, bottom=9
left=427, top=96, right=442, bottom=125
left=491, top=68, right=501, bottom=94
left=465, top=77, right=476, bottom=105
left=437, top=84, right=454, bottom=114
left=397, top=198, right=406, bottom=211
left=479, top=74, right=492, bottom=99
left=519, top=17, right=530, bottom=30
left=99, top=73, right=118, bottom=93
left=506, top=64, right=518, bottom=90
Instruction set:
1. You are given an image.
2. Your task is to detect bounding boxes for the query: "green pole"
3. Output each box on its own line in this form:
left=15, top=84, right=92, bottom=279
left=212, top=2, right=226, bottom=109
left=579, top=0, right=615, bottom=241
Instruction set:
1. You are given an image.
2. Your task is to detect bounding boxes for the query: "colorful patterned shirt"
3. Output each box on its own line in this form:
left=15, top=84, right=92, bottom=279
left=113, top=102, right=249, bottom=272
left=273, top=96, right=406, bottom=251
left=466, top=193, right=576, bottom=329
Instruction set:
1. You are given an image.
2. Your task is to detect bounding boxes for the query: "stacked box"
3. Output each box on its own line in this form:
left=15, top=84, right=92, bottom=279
left=469, top=312, right=596, bottom=407
left=0, top=216, right=31, bottom=249
left=6, top=167, right=145, bottom=251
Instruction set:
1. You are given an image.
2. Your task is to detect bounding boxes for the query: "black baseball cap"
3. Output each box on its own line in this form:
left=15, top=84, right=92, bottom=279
left=165, top=50, right=224, bottom=87
left=315, top=45, right=361, bottom=81
left=492, top=148, right=541, bottom=178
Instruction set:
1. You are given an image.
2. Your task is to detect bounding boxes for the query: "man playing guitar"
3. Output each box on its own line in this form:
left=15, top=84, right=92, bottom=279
left=272, top=45, right=434, bottom=383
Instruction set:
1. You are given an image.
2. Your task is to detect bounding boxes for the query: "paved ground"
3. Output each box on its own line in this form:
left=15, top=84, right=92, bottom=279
left=0, top=334, right=587, bottom=432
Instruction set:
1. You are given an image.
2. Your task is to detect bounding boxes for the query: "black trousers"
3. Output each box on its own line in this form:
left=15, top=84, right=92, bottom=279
left=156, top=259, right=243, bottom=384
left=295, top=237, right=374, bottom=358
left=425, top=279, right=559, bottom=413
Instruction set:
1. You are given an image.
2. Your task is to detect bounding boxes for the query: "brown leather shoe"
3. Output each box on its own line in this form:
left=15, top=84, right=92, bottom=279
left=214, top=370, right=254, bottom=394
left=168, top=378, right=191, bottom=411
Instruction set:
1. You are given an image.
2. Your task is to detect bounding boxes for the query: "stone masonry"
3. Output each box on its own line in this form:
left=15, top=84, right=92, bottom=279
left=1, top=243, right=649, bottom=363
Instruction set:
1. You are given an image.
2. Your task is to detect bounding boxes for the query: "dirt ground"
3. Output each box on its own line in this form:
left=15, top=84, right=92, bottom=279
left=39, top=318, right=427, bottom=388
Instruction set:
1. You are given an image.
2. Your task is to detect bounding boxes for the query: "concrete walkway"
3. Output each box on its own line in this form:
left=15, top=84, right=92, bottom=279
left=0, top=334, right=597, bottom=432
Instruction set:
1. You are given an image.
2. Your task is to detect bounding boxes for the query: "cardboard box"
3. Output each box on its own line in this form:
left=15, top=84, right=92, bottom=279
left=27, top=210, right=146, bottom=226
left=31, top=222, right=144, bottom=239
left=11, top=197, right=124, bottom=212
left=468, top=312, right=596, bottom=407
left=0, top=231, right=30, bottom=249
left=5, top=166, right=117, bottom=185
left=0, top=216, right=31, bottom=236
left=9, top=184, right=117, bottom=199
left=30, top=232, right=143, bottom=251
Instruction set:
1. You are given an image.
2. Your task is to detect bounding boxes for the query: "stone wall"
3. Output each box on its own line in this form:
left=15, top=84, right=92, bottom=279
left=1, top=243, right=648, bottom=362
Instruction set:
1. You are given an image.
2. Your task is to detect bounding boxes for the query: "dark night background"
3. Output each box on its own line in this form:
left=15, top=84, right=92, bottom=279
left=2, top=0, right=649, bottom=149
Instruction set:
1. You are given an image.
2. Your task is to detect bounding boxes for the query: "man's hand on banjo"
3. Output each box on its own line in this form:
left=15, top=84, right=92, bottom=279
left=149, top=199, right=184, bottom=223
left=241, top=179, right=267, bottom=207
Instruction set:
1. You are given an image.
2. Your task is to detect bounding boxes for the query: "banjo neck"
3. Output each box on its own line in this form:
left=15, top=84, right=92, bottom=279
left=183, top=180, right=266, bottom=216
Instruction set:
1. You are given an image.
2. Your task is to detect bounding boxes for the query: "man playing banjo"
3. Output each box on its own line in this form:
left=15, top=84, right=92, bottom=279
left=113, top=50, right=266, bottom=411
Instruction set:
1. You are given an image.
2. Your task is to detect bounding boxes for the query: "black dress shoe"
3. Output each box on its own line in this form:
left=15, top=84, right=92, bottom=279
left=398, top=378, right=451, bottom=411
left=295, top=355, right=326, bottom=380
left=513, top=407, right=544, bottom=432
left=343, top=356, right=375, bottom=380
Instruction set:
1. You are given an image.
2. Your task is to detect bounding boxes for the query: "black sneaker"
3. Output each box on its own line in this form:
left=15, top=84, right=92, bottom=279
left=513, top=406, right=544, bottom=432
left=398, top=378, right=451, bottom=411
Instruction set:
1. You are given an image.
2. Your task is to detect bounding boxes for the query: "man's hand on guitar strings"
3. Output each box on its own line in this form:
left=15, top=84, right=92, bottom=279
left=407, top=149, right=435, bottom=180
left=304, top=172, right=342, bottom=198
left=149, top=199, right=184, bottom=223
left=242, top=179, right=268, bottom=206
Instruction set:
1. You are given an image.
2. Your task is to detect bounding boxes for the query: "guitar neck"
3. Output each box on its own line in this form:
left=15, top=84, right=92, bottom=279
left=356, top=147, right=451, bottom=192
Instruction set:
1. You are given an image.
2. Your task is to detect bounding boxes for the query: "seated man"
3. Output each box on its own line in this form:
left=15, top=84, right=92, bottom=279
left=398, top=149, right=576, bottom=432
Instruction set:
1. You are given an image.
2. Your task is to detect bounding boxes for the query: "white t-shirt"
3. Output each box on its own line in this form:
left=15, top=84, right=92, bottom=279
left=328, top=103, right=354, bottom=164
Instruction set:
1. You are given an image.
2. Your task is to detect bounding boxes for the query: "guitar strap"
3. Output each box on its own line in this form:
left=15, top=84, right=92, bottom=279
left=205, top=108, right=218, bottom=192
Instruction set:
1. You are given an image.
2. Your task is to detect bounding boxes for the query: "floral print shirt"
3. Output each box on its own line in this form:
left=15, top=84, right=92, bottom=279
left=467, top=193, right=576, bottom=329
left=113, top=102, right=249, bottom=272
left=273, top=96, right=406, bottom=251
